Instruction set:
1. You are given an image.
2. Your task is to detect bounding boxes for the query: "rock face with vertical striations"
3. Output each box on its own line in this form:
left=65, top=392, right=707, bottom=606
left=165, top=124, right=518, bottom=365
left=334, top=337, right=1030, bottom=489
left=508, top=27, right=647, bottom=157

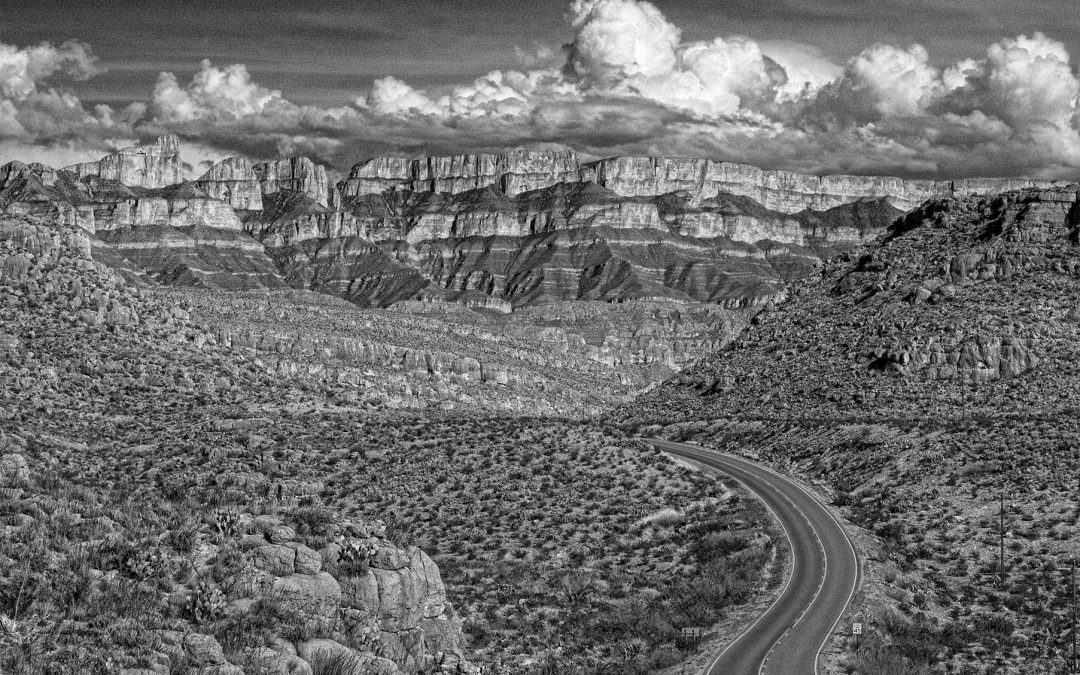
left=256, top=180, right=899, bottom=308
left=8, top=136, right=1077, bottom=311
left=340, top=149, right=583, bottom=198
left=253, top=157, right=332, bottom=207
left=587, top=156, right=1070, bottom=213
left=196, top=157, right=265, bottom=211
left=341, top=149, right=1071, bottom=214
left=62, top=135, right=182, bottom=189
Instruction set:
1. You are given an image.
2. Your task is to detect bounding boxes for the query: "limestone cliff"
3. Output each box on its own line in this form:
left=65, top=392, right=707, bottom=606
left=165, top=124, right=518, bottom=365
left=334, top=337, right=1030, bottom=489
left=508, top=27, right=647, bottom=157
left=196, top=157, right=265, bottom=211
left=253, top=157, right=332, bottom=207
left=341, top=149, right=582, bottom=198
left=344, top=149, right=1070, bottom=214
left=256, top=181, right=898, bottom=308
left=62, top=136, right=182, bottom=189
left=12, top=136, right=1075, bottom=312
left=621, top=185, right=1080, bottom=428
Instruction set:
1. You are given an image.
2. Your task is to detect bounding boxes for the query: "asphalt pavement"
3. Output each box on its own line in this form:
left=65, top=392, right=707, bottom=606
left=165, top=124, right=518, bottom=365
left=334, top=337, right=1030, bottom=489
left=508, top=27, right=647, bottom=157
left=647, top=439, right=859, bottom=675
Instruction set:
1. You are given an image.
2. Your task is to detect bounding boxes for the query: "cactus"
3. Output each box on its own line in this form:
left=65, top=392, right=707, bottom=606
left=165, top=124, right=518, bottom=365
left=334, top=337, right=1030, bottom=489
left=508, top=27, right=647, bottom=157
left=123, top=547, right=168, bottom=581
left=186, top=580, right=226, bottom=623
left=214, top=509, right=240, bottom=538
left=335, top=536, right=378, bottom=575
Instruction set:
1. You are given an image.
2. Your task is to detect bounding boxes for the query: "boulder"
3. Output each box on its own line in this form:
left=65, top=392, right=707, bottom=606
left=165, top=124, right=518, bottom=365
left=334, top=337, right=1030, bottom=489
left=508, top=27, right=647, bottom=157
left=267, top=524, right=298, bottom=544
left=252, top=544, right=296, bottom=576
left=0, top=453, right=29, bottom=487
left=291, top=543, right=322, bottom=574
left=295, top=639, right=400, bottom=675
left=270, top=572, right=341, bottom=620
left=183, top=633, right=227, bottom=666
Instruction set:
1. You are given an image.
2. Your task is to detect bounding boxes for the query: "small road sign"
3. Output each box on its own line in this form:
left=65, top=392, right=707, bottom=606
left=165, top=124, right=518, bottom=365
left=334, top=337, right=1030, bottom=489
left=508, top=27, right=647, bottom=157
left=852, top=623, right=863, bottom=635
left=681, top=627, right=705, bottom=639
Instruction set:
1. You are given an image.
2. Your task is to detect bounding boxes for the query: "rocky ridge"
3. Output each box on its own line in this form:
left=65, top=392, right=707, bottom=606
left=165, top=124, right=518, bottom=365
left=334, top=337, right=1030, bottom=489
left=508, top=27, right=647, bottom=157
left=616, top=185, right=1080, bottom=672
left=62, top=136, right=182, bottom=189
left=162, top=288, right=746, bottom=416
left=0, top=214, right=475, bottom=673
left=623, top=186, right=1080, bottom=424
left=341, top=149, right=1068, bottom=214
left=0, top=136, right=923, bottom=310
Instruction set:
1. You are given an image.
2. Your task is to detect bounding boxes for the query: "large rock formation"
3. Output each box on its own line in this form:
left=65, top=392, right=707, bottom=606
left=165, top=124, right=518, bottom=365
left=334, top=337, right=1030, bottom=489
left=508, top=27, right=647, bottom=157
left=62, top=136, right=182, bottom=189
left=620, top=185, right=1080, bottom=427
left=228, top=515, right=470, bottom=674
left=10, top=136, right=1077, bottom=312
left=196, top=157, right=264, bottom=211
left=257, top=181, right=897, bottom=308
left=253, top=157, right=332, bottom=207
left=341, top=149, right=582, bottom=198
left=342, top=149, right=1071, bottom=214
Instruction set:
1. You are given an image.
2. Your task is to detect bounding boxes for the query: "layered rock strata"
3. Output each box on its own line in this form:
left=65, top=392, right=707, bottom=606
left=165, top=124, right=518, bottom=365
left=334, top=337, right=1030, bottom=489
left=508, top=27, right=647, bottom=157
left=12, top=136, right=1074, bottom=312
left=622, top=186, right=1080, bottom=429
left=253, top=157, right=332, bottom=207
left=341, top=149, right=582, bottom=198
left=195, top=156, right=264, bottom=211
left=62, top=135, right=182, bottom=189
left=345, top=150, right=1071, bottom=214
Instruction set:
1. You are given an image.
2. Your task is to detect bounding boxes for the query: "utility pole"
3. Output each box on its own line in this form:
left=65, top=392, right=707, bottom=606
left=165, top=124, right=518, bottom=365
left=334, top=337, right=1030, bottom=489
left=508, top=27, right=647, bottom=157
left=1072, top=558, right=1077, bottom=674
left=999, top=488, right=1006, bottom=586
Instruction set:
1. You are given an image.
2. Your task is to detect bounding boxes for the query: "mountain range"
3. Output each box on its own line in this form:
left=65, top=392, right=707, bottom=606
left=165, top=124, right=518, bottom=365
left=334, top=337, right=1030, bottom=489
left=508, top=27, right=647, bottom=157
left=4, top=135, right=1066, bottom=313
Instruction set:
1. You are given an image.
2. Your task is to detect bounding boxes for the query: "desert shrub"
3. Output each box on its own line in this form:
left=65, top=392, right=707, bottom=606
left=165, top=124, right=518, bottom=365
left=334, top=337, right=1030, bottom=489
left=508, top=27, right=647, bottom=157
left=291, top=505, right=338, bottom=538
left=690, top=531, right=750, bottom=564
left=166, top=518, right=199, bottom=553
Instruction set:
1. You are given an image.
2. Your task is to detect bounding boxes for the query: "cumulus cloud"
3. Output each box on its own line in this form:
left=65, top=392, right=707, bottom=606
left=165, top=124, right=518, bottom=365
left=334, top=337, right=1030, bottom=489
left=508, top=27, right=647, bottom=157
left=565, top=0, right=681, bottom=83
left=152, top=60, right=288, bottom=123
left=0, top=40, right=99, bottom=101
left=847, top=43, right=942, bottom=117
left=0, top=40, right=136, bottom=166
left=4, top=1, right=1080, bottom=182
left=359, top=76, right=445, bottom=117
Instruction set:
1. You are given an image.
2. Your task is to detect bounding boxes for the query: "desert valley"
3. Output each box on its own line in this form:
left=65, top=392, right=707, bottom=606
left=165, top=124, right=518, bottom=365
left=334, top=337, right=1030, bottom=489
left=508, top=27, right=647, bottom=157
left=5, top=0, right=1080, bottom=673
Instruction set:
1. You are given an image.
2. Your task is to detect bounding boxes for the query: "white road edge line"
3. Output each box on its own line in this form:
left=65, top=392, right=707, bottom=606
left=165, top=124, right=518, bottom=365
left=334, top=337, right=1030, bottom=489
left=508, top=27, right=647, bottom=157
left=653, top=440, right=861, bottom=675
left=715, top=447, right=862, bottom=675
left=660, top=445, right=798, bottom=675
left=758, top=488, right=825, bottom=675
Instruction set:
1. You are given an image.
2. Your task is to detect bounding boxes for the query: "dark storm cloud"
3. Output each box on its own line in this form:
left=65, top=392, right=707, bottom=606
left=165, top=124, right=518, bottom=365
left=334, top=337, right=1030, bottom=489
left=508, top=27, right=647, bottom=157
left=2, top=0, right=1080, bottom=180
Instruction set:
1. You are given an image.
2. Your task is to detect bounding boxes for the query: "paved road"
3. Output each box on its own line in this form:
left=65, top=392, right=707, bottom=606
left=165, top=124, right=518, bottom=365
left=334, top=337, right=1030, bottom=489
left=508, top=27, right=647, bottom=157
left=647, top=439, right=859, bottom=675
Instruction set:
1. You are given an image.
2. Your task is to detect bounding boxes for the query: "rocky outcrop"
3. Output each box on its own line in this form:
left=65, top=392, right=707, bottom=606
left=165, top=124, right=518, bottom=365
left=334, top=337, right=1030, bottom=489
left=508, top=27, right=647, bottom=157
left=340, top=149, right=582, bottom=198
left=88, top=183, right=245, bottom=232
left=62, top=136, right=182, bottom=189
left=343, top=149, right=1072, bottom=215
left=96, top=224, right=287, bottom=290
left=226, top=514, right=471, bottom=674
left=588, top=156, right=1071, bottom=214
left=623, top=186, right=1080, bottom=429
left=253, top=158, right=332, bottom=207
left=196, top=157, right=264, bottom=211
left=10, top=135, right=1074, bottom=313
left=253, top=181, right=898, bottom=308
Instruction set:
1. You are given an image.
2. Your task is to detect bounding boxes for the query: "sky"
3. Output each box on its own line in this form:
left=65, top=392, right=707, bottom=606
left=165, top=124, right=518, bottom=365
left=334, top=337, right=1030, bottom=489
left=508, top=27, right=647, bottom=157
left=3, top=0, right=1080, bottom=179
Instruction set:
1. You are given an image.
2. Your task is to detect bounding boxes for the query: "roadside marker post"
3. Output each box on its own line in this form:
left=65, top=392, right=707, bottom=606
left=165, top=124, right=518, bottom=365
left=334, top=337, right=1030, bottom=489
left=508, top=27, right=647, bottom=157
left=852, top=622, right=862, bottom=649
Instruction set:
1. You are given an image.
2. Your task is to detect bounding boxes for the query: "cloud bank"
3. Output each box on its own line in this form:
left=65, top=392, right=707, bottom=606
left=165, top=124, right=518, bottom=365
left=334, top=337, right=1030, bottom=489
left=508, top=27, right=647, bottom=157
left=5, top=0, right=1080, bottom=180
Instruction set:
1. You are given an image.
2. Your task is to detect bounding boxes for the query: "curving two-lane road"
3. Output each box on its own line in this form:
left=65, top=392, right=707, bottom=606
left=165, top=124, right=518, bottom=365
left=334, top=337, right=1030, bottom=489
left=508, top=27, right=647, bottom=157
left=647, top=439, right=859, bottom=675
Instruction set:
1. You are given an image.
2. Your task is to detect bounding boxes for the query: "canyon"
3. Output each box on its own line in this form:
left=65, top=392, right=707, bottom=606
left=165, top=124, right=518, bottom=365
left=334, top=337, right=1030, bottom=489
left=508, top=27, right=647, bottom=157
left=5, top=135, right=1056, bottom=316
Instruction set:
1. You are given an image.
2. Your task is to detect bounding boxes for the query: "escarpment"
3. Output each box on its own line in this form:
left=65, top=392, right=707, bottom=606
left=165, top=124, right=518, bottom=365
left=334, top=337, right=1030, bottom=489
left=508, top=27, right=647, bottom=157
left=342, top=150, right=1070, bottom=214
left=7, top=135, right=1074, bottom=313
left=62, top=135, right=182, bottom=189
left=619, top=186, right=1080, bottom=427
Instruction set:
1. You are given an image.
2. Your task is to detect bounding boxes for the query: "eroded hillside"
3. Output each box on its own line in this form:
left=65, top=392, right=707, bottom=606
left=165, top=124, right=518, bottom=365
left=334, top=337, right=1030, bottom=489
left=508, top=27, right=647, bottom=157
left=0, top=212, right=779, bottom=674
left=619, top=187, right=1080, bottom=673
